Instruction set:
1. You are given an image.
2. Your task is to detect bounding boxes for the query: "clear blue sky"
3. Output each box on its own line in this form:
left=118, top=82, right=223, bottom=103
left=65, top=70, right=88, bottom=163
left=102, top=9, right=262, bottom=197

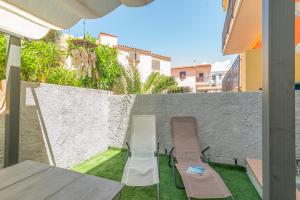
left=64, top=0, right=237, bottom=68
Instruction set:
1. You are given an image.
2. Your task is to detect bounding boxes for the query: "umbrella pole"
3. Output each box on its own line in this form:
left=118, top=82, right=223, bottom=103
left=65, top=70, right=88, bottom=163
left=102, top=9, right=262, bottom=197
left=4, top=35, right=21, bottom=168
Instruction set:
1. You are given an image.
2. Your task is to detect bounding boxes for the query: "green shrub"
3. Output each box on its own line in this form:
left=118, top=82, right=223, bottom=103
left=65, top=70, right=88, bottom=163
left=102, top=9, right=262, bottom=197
left=94, top=45, right=122, bottom=90
left=21, top=40, right=64, bottom=82
left=47, top=67, right=79, bottom=86
left=0, top=33, right=179, bottom=94
left=0, top=34, right=7, bottom=80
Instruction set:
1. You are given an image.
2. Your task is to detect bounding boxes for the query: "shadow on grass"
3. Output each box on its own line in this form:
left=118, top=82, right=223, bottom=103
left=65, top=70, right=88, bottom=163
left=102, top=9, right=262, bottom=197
left=72, top=148, right=261, bottom=200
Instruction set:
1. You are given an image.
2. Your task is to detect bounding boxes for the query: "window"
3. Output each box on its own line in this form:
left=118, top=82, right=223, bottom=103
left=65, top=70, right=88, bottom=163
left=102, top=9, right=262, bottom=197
left=180, top=71, right=186, bottom=80
left=219, top=74, right=223, bottom=79
left=198, top=73, right=204, bottom=82
left=212, top=74, right=216, bottom=81
left=128, top=51, right=140, bottom=62
left=152, top=59, right=160, bottom=71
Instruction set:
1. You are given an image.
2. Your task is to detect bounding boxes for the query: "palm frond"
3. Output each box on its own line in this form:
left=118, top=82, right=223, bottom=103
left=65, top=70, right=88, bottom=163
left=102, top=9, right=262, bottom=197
left=142, top=72, right=160, bottom=94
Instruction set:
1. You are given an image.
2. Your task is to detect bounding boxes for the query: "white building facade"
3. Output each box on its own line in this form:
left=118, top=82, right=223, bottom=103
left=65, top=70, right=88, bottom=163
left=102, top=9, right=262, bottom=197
left=98, top=33, right=171, bottom=82
left=211, top=70, right=227, bottom=87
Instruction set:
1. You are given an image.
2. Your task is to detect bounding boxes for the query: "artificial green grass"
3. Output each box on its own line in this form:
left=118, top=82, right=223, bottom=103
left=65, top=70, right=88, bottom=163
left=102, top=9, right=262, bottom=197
left=72, top=148, right=261, bottom=200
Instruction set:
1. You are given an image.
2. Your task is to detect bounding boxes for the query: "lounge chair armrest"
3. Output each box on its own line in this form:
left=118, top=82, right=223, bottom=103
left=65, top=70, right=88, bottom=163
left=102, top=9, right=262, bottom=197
left=171, top=152, right=178, bottom=164
left=168, top=147, right=175, bottom=167
left=126, top=142, right=131, bottom=157
left=201, top=155, right=209, bottom=163
left=201, top=146, right=210, bottom=163
left=201, top=146, right=210, bottom=154
left=169, top=147, right=175, bottom=155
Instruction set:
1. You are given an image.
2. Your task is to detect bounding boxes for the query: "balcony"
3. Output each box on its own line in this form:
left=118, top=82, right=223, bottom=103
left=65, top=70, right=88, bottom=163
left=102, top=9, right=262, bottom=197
left=222, top=0, right=236, bottom=51
left=222, top=56, right=240, bottom=91
left=222, top=0, right=262, bottom=55
left=196, top=76, right=210, bottom=83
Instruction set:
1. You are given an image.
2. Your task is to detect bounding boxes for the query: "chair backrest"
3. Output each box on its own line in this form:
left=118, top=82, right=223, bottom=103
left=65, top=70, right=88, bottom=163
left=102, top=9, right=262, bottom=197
left=171, top=117, right=202, bottom=164
left=130, top=115, right=156, bottom=157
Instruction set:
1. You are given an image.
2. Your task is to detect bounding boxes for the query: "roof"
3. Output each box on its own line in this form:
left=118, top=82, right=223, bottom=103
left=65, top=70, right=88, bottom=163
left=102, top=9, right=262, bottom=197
left=98, top=32, right=117, bottom=38
left=0, top=0, right=153, bottom=39
left=152, top=53, right=171, bottom=62
left=172, top=64, right=212, bottom=69
left=115, top=44, right=171, bottom=61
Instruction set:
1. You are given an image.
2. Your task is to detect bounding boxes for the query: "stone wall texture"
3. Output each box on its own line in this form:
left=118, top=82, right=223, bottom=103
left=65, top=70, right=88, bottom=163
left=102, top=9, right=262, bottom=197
left=0, top=82, right=112, bottom=168
left=108, top=93, right=262, bottom=166
left=1, top=82, right=299, bottom=168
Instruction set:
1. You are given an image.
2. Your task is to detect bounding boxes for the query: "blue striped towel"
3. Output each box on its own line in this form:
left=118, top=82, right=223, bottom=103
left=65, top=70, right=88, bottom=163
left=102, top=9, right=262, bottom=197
left=186, top=165, right=205, bottom=175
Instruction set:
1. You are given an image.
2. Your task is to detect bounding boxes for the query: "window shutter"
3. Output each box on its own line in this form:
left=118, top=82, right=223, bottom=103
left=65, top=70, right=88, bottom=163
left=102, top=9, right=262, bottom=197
left=152, top=59, right=160, bottom=71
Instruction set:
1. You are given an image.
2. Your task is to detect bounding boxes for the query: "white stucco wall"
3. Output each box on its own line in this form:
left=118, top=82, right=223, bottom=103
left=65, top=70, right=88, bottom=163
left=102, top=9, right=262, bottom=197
left=175, top=76, right=196, bottom=92
left=160, top=60, right=171, bottom=76
left=117, top=51, right=171, bottom=82
left=117, top=50, right=129, bottom=68
left=98, top=35, right=118, bottom=47
left=212, top=71, right=227, bottom=86
left=137, top=55, right=153, bottom=82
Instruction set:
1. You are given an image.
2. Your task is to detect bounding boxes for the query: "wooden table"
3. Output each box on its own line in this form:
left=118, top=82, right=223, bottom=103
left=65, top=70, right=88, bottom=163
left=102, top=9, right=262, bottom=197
left=0, top=160, right=124, bottom=200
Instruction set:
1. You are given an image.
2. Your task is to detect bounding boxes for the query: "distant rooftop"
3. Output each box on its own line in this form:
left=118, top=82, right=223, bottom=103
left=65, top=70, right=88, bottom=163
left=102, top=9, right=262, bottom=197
left=98, top=32, right=171, bottom=61
left=172, top=64, right=212, bottom=69
left=98, top=32, right=117, bottom=38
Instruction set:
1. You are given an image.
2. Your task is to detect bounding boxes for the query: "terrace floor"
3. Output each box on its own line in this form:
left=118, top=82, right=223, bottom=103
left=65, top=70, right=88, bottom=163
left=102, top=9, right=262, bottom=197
left=72, top=148, right=261, bottom=200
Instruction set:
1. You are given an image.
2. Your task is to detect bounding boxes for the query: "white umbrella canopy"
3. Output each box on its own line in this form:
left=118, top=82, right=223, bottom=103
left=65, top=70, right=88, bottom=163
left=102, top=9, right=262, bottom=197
left=0, top=0, right=153, bottom=39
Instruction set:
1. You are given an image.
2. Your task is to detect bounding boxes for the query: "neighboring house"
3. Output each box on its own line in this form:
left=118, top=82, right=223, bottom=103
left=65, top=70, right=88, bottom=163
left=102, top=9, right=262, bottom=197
left=97, top=33, right=171, bottom=82
left=171, top=64, right=219, bottom=93
left=211, top=69, right=227, bottom=91
left=222, top=0, right=300, bottom=91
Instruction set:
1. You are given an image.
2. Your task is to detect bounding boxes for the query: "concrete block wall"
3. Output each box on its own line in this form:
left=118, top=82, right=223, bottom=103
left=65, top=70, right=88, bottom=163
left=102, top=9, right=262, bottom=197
left=2, top=82, right=299, bottom=168
left=108, top=93, right=262, bottom=166
left=0, top=82, right=112, bottom=168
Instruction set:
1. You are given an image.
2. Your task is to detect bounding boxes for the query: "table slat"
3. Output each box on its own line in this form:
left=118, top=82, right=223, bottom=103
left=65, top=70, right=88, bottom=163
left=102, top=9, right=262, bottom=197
left=0, top=160, right=50, bottom=190
left=47, top=174, right=124, bottom=200
left=0, top=166, right=82, bottom=200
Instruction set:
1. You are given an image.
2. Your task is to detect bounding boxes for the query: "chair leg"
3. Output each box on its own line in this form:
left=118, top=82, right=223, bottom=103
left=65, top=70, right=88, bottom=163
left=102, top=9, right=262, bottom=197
left=118, top=191, right=122, bottom=200
left=157, top=183, right=160, bottom=200
left=171, top=156, right=185, bottom=189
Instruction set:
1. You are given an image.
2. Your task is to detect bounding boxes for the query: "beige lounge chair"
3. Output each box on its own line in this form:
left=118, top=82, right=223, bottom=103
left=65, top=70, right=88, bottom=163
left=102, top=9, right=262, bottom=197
left=122, top=115, right=160, bottom=199
left=170, top=117, right=232, bottom=200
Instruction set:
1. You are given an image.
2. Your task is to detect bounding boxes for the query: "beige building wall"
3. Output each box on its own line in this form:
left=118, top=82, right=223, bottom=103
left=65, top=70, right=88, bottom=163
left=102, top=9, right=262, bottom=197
left=239, top=48, right=300, bottom=91
left=296, top=53, right=300, bottom=83
left=244, top=48, right=263, bottom=91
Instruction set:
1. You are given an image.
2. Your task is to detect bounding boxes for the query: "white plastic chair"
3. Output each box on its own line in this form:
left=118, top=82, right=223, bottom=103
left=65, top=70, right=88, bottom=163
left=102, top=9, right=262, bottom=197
left=121, top=115, right=160, bottom=200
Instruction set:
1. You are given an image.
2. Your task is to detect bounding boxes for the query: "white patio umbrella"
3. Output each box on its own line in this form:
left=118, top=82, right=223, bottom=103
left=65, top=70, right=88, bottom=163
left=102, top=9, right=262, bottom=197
left=0, top=0, right=153, bottom=39
left=0, top=0, right=153, bottom=168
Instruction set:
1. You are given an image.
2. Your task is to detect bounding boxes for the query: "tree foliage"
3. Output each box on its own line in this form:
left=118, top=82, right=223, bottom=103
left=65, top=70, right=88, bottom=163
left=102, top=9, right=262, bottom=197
left=0, top=33, right=180, bottom=94
left=0, top=34, right=6, bottom=80
left=94, top=45, right=122, bottom=90
left=42, top=30, right=61, bottom=43
left=67, top=35, right=123, bottom=90
left=0, top=33, right=78, bottom=86
left=113, top=66, right=180, bottom=94
left=21, top=40, right=65, bottom=82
